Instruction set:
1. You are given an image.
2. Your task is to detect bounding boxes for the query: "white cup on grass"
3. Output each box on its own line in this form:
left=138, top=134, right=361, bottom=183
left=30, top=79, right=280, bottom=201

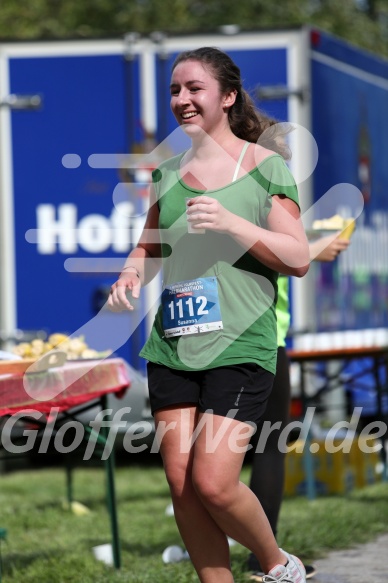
left=92, top=543, right=113, bottom=566
left=162, top=545, right=190, bottom=563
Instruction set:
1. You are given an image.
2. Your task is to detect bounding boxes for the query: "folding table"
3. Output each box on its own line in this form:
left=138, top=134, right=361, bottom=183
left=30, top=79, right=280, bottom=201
left=287, top=345, right=388, bottom=499
left=0, top=357, right=131, bottom=569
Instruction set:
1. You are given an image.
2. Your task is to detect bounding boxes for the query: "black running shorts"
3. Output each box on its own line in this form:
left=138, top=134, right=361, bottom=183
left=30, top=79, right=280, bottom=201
left=147, top=362, right=274, bottom=425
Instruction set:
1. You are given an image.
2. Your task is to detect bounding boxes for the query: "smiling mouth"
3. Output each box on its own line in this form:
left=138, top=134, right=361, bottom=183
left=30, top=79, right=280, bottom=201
left=181, top=112, right=198, bottom=119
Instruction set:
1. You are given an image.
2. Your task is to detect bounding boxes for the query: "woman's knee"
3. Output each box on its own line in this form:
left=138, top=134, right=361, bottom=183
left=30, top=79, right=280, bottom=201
left=192, top=470, right=235, bottom=511
left=163, top=459, right=192, bottom=500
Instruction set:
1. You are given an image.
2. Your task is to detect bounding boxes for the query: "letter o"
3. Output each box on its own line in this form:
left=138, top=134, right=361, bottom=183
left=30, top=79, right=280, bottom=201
left=54, top=421, right=84, bottom=453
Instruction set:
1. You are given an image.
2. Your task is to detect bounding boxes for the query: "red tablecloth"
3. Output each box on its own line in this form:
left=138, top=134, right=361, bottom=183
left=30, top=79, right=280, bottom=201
left=0, top=357, right=131, bottom=416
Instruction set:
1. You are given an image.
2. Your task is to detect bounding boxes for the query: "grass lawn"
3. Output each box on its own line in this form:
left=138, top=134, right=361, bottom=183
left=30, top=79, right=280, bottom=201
left=0, top=460, right=387, bottom=582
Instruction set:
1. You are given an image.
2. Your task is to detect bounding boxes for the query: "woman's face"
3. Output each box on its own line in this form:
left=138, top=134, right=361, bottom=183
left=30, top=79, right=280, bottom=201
left=170, top=59, right=232, bottom=137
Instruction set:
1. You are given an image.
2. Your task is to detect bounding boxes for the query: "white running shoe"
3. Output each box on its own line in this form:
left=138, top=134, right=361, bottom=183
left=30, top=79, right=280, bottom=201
left=262, top=549, right=306, bottom=583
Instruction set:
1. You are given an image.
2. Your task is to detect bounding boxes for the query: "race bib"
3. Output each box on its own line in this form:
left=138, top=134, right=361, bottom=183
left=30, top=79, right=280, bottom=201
left=161, top=277, right=223, bottom=338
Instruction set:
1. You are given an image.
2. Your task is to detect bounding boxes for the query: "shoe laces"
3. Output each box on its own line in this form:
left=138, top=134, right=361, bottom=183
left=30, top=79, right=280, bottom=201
left=262, top=574, right=293, bottom=583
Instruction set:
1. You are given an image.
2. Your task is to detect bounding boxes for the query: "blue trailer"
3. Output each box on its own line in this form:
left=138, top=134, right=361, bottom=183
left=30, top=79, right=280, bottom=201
left=0, top=39, right=149, bottom=369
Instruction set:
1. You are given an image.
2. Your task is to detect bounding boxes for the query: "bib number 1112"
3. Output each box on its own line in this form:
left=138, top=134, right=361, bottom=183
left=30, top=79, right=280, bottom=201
left=168, top=296, right=208, bottom=321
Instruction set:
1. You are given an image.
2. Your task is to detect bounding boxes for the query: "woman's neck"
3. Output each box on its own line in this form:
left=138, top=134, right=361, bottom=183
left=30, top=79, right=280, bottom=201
left=189, top=127, right=240, bottom=162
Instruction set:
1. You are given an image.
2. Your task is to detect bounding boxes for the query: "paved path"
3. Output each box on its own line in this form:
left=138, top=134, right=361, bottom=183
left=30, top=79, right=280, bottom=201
left=312, top=532, right=388, bottom=583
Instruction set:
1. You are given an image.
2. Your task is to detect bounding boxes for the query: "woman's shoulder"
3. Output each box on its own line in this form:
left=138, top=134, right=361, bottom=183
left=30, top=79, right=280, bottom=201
left=249, top=144, right=282, bottom=169
left=151, top=153, right=183, bottom=187
left=246, top=144, right=297, bottom=194
left=154, top=152, right=182, bottom=173
left=241, top=143, right=281, bottom=174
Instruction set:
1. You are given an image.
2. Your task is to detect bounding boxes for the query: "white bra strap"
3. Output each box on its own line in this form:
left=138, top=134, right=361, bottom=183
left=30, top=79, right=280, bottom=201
left=232, top=141, right=250, bottom=182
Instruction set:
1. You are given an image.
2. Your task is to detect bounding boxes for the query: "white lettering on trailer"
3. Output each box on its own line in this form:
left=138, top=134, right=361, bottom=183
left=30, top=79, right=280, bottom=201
left=36, top=201, right=143, bottom=254
left=77, top=214, right=111, bottom=253
left=36, top=204, right=78, bottom=253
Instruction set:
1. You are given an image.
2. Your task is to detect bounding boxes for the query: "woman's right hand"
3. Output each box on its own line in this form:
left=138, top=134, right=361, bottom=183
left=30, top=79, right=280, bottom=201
left=108, top=270, right=141, bottom=312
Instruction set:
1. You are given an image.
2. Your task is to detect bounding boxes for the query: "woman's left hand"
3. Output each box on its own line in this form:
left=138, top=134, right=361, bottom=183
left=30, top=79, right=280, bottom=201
left=186, top=196, right=233, bottom=233
left=309, top=234, right=350, bottom=262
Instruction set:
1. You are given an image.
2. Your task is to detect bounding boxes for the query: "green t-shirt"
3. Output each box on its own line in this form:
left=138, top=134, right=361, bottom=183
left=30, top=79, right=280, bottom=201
left=139, top=152, right=299, bottom=374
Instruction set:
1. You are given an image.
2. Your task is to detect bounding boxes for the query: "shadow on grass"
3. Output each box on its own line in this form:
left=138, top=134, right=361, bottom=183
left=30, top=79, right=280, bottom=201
left=2, top=549, right=63, bottom=574
left=350, top=492, right=388, bottom=503
left=83, top=538, right=170, bottom=558
left=31, top=487, right=171, bottom=512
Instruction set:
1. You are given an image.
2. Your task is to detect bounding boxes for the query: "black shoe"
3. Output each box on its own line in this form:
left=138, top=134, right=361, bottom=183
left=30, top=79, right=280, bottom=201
left=305, top=564, right=317, bottom=579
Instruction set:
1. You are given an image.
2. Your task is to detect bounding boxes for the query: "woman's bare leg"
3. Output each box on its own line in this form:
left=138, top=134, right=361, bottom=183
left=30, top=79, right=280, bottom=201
left=155, top=405, right=234, bottom=583
left=191, top=412, right=286, bottom=574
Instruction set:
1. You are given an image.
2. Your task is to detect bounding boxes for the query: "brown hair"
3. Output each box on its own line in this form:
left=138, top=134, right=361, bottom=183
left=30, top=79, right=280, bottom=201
left=172, top=47, right=292, bottom=160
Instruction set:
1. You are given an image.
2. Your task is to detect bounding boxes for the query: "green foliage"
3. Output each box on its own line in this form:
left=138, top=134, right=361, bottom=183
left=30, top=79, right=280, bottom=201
left=0, top=465, right=387, bottom=581
left=0, top=0, right=388, bottom=59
